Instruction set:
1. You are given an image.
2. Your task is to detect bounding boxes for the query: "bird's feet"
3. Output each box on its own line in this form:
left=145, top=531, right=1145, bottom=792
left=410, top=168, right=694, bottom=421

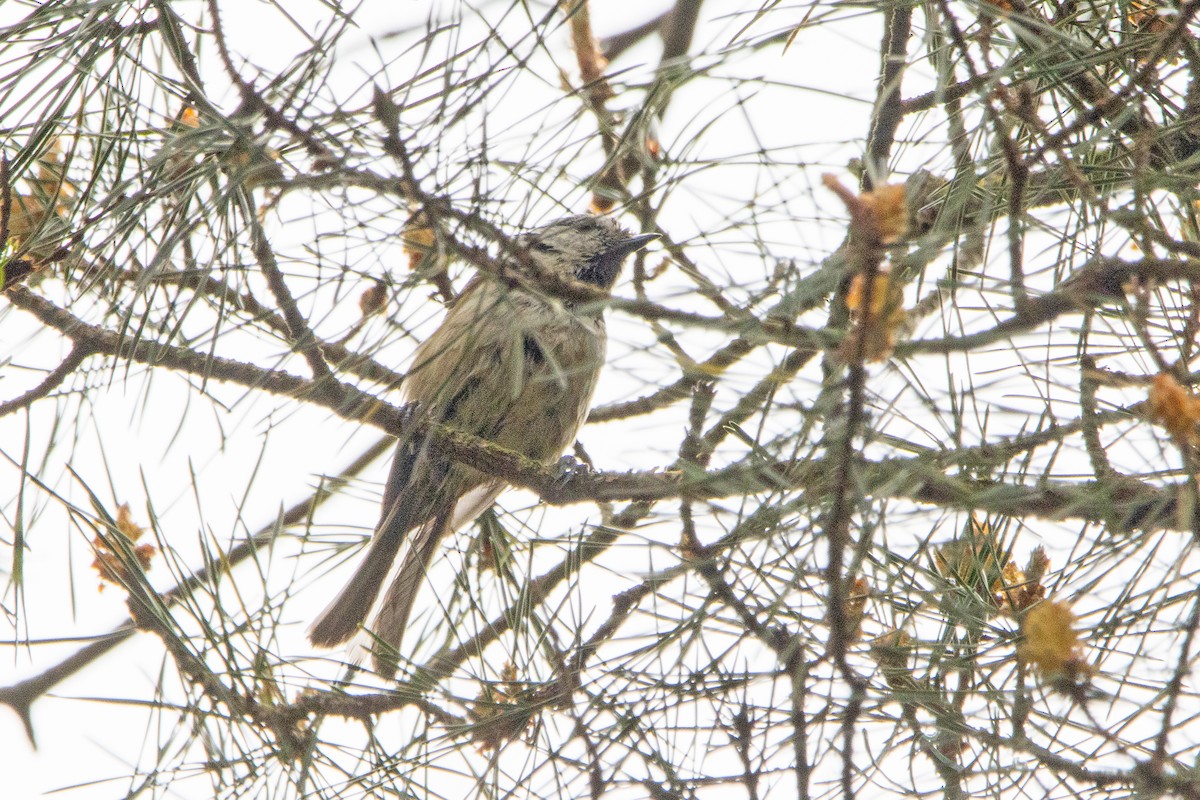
left=552, top=453, right=592, bottom=486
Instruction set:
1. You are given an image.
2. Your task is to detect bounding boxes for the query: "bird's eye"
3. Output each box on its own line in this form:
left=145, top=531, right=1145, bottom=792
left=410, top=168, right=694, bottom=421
left=531, top=241, right=556, bottom=253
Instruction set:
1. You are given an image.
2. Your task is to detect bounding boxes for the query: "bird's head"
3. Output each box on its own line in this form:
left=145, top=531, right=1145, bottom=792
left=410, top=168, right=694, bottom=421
left=518, top=215, right=657, bottom=291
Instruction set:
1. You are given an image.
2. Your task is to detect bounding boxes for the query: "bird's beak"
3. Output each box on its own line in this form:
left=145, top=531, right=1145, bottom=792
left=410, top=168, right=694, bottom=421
left=579, top=233, right=660, bottom=288
left=612, top=233, right=660, bottom=257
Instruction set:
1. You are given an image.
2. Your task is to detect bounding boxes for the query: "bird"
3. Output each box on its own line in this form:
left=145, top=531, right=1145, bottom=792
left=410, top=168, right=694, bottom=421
left=308, top=213, right=657, bottom=674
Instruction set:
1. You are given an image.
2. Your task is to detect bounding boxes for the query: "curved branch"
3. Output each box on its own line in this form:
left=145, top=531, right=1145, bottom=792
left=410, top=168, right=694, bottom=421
left=0, top=343, right=90, bottom=418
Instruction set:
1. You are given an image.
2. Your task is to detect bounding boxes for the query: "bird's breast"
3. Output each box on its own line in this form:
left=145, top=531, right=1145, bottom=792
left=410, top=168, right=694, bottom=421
left=403, top=285, right=606, bottom=464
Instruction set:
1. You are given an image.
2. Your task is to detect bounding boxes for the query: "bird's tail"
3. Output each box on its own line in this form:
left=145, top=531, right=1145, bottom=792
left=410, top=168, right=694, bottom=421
left=308, top=524, right=408, bottom=648
left=369, top=508, right=452, bottom=675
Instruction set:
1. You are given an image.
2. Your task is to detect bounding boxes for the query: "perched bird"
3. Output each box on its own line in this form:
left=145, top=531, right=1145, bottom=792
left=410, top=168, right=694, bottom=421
left=309, top=214, right=656, bottom=674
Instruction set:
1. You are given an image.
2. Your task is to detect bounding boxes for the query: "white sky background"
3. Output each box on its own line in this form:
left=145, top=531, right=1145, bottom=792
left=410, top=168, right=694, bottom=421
left=2, top=1, right=1188, bottom=798
left=0, top=3, right=877, bottom=796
